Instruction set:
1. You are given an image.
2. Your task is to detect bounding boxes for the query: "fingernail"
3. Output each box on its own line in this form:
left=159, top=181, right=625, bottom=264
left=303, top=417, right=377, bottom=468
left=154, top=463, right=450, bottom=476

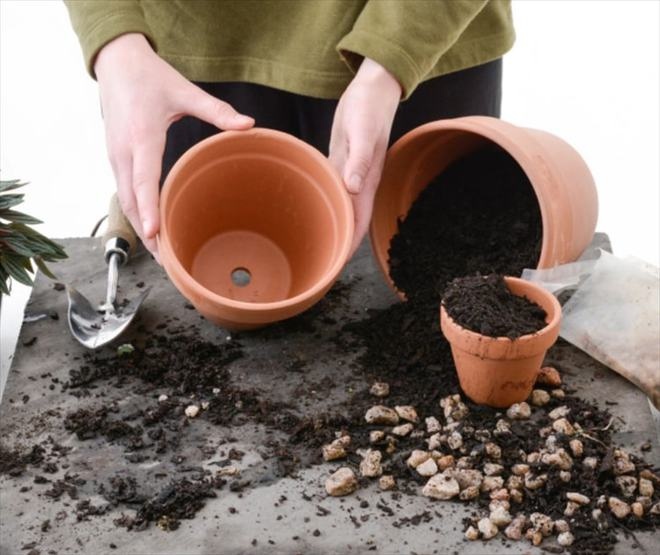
left=348, top=174, right=362, bottom=194
left=233, top=114, right=254, bottom=125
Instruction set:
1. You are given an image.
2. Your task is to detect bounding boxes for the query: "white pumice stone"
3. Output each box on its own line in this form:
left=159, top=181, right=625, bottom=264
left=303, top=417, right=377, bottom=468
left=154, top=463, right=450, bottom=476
left=481, top=476, right=504, bottom=492
left=530, top=513, right=553, bottom=536
left=504, top=515, right=526, bottom=540
left=378, top=475, right=396, bottom=491
left=507, top=475, right=524, bottom=491
left=416, top=458, right=439, bottom=477
left=566, top=492, right=590, bottom=505
left=489, top=506, right=513, bottom=527
left=616, top=475, right=638, bottom=498
left=541, top=448, right=573, bottom=470
left=636, top=496, right=653, bottom=510
left=422, top=473, right=460, bottom=500
left=456, top=456, right=474, bottom=469
left=552, top=418, right=576, bottom=436
left=364, top=405, right=399, bottom=425
left=557, top=531, right=575, bottom=547
left=512, top=464, right=530, bottom=476
left=489, top=499, right=510, bottom=512
left=322, top=439, right=347, bottom=461
left=484, top=463, right=504, bottom=476
left=564, top=501, right=580, bottom=517
left=465, top=526, right=479, bottom=541
left=447, top=431, right=463, bottom=450
left=506, top=402, right=531, bottom=420
left=527, top=451, right=541, bottom=464
left=613, top=449, right=635, bottom=475
left=426, top=432, right=442, bottom=450
left=525, top=473, right=548, bottom=490
left=201, top=401, right=210, bottom=410
left=450, top=468, right=483, bottom=490
left=530, top=389, right=551, bottom=406
left=495, top=419, right=511, bottom=435
left=477, top=517, right=499, bottom=540
left=158, top=394, right=168, bottom=403
left=559, top=471, right=572, bottom=483
left=369, top=430, right=385, bottom=443
left=650, top=502, right=660, bottom=515
left=608, top=497, right=631, bottom=519
left=407, top=449, right=431, bottom=469
left=436, top=454, right=455, bottom=471
left=490, top=488, right=509, bottom=502
left=395, top=405, right=419, bottom=423
left=184, top=405, right=200, bottom=418
left=325, top=467, right=358, bottom=496
left=631, top=502, right=644, bottom=518
left=459, top=485, right=480, bottom=501
left=509, top=488, right=524, bottom=504
left=583, top=456, right=598, bottom=469
left=391, top=423, right=414, bottom=437
left=440, top=394, right=469, bottom=421
left=485, top=442, right=502, bottom=460
left=639, top=477, right=654, bottom=497
left=425, top=416, right=442, bottom=433
left=548, top=405, right=571, bottom=420
left=551, top=388, right=566, bottom=399
left=369, top=382, right=390, bottom=397
left=569, top=438, right=584, bottom=457
left=554, top=519, right=570, bottom=533
left=359, top=449, right=383, bottom=478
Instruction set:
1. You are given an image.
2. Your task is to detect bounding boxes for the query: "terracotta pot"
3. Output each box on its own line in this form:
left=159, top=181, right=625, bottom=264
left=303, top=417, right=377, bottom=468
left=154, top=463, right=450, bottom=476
left=440, top=276, right=562, bottom=408
left=370, top=116, right=598, bottom=296
left=159, top=128, right=354, bottom=330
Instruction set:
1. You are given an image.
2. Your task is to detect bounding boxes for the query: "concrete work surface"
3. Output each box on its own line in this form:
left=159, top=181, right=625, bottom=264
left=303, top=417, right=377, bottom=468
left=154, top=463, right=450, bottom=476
left=0, top=236, right=658, bottom=555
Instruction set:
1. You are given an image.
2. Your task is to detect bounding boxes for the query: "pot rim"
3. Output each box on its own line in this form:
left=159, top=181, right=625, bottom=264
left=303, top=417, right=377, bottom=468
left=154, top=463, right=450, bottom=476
left=158, top=127, right=354, bottom=313
left=369, top=116, right=560, bottom=296
left=440, top=276, right=562, bottom=349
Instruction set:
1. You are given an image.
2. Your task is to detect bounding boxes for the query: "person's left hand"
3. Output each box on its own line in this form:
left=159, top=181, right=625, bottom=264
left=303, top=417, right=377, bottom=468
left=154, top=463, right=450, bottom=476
left=329, top=57, right=402, bottom=257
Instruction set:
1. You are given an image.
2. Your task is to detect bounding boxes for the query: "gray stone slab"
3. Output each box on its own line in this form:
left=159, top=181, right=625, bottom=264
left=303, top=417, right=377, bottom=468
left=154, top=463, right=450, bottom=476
left=0, top=237, right=658, bottom=555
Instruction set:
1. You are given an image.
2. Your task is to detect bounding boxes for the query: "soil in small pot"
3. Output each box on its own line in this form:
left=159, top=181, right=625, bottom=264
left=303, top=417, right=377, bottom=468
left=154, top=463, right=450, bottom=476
left=442, top=274, right=547, bottom=339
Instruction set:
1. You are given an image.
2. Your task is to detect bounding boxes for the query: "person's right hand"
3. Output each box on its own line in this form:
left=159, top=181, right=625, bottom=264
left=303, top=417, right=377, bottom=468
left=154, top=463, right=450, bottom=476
left=94, top=33, right=254, bottom=260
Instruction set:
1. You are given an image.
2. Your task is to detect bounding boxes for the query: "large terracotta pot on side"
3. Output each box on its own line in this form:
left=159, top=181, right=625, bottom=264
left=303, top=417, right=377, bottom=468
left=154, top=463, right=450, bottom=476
left=370, top=116, right=598, bottom=295
left=440, top=277, right=562, bottom=408
left=159, top=128, right=354, bottom=330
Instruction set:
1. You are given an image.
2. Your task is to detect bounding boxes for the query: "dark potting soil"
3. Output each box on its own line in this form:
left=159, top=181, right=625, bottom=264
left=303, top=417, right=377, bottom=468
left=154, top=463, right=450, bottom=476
left=2, top=146, right=658, bottom=553
left=442, top=274, right=547, bottom=339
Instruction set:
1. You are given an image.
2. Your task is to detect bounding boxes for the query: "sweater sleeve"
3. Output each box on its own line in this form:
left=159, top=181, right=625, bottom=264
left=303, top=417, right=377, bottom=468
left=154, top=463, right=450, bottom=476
left=63, top=0, right=156, bottom=78
left=336, top=0, right=489, bottom=99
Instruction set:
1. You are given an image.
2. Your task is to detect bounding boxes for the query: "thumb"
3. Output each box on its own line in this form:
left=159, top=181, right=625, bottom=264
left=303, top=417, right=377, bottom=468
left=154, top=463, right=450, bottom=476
left=344, top=137, right=373, bottom=195
left=183, top=85, right=254, bottom=130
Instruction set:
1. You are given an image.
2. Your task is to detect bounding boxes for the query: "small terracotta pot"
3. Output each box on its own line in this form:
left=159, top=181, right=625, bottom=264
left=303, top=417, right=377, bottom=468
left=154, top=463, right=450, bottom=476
left=370, top=116, right=598, bottom=296
left=159, top=128, right=354, bottom=330
left=440, top=277, right=562, bottom=408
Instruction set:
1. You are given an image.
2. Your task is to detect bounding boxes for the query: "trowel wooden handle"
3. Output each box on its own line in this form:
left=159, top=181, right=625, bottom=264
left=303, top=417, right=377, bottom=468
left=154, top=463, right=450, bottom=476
left=102, top=194, right=138, bottom=264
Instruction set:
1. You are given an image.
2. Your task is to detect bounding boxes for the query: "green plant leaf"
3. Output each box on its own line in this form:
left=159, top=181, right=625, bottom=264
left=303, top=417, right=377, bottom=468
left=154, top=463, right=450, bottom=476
left=0, top=209, right=42, bottom=225
left=0, top=180, right=26, bottom=193
left=0, top=193, right=25, bottom=210
left=34, top=256, right=58, bottom=280
left=0, top=264, right=11, bottom=295
left=1, top=254, right=34, bottom=287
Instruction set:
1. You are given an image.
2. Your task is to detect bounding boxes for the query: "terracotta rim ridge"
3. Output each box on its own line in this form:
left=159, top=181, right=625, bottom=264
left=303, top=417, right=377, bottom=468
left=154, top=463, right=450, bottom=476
left=158, top=128, right=354, bottom=313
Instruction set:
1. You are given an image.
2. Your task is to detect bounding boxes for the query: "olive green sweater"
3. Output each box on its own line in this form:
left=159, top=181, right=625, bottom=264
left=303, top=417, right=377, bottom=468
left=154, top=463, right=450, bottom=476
left=64, top=0, right=514, bottom=100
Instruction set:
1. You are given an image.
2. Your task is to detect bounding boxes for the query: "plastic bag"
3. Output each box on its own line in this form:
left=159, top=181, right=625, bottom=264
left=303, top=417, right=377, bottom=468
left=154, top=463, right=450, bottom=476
left=523, top=250, right=660, bottom=408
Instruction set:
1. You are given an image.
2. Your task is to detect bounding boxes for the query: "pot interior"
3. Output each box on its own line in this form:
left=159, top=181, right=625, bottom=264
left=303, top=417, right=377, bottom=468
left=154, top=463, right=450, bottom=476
left=164, top=137, right=347, bottom=304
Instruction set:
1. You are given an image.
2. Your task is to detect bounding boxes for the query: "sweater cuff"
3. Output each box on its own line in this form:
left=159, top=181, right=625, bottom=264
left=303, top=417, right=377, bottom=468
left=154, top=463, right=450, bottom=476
left=76, top=13, right=155, bottom=78
left=337, top=30, right=424, bottom=100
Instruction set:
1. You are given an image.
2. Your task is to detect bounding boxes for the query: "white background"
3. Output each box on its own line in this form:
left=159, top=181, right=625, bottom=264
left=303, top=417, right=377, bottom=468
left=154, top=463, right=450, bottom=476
left=1, top=0, right=659, bottom=393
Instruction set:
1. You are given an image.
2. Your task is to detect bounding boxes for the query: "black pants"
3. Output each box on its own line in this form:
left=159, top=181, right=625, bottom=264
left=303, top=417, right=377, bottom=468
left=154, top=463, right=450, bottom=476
left=162, top=58, right=502, bottom=181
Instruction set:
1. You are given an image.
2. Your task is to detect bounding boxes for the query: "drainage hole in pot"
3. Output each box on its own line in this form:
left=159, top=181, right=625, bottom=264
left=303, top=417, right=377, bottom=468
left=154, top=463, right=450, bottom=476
left=231, top=267, right=251, bottom=287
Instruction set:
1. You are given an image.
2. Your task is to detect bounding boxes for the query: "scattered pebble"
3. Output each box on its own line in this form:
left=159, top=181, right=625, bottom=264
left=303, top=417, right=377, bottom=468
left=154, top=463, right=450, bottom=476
left=394, top=405, right=419, bottom=423
left=378, top=475, right=395, bottom=491
left=583, top=456, right=598, bottom=470
left=548, top=406, right=570, bottom=420
left=537, top=366, right=562, bottom=386
left=477, top=517, right=498, bottom=540
left=557, top=531, right=575, bottom=546
left=425, top=416, right=441, bottom=433
left=569, top=438, right=584, bottom=457
left=157, top=394, right=168, bottom=403
left=554, top=519, right=569, bottom=533
left=551, top=388, right=566, bottom=399
left=530, top=513, right=553, bottom=536
left=440, top=394, right=469, bottom=421
left=608, top=496, right=631, bottom=519
left=459, top=485, right=480, bottom=501
left=552, top=418, right=575, bottom=436
left=504, top=515, right=526, bottom=540
left=407, top=450, right=431, bottom=469
left=484, top=463, right=504, bottom=476
left=369, top=430, right=385, bottom=444
left=184, top=405, right=200, bottom=418
left=391, top=423, right=414, bottom=437
left=530, top=389, right=550, bottom=406
left=422, top=473, right=460, bottom=500
left=364, top=406, right=399, bottom=425
left=465, top=526, right=479, bottom=541
left=631, top=502, right=644, bottom=518
left=489, top=506, right=513, bottom=527
left=322, top=439, right=347, bottom=462
left=506, top=402, right=531, bottom=420
left=416, top=458, right=438, bottom=477
left=639, top=477, right=654, bottom=497
left=615, top=475, right=638, bottom=498
left=325, top=467, right=358, bottom=497
left=359, top=449, right=382, bottom=478
left=369, top=382, right=390, bottom=397
left=447, top=431, right=463, bottom=450
left=484, top=442, right=502, bottom=460
left=566, top=492, right=590, bottom=505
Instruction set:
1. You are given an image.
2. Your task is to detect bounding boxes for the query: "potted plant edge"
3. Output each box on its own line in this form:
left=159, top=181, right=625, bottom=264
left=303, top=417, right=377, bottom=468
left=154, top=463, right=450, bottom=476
left=0, top=179, right=67, bottom=310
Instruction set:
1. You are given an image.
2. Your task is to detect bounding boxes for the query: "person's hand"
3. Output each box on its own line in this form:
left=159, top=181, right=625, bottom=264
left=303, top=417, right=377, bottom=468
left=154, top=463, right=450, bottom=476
left=94, top=33, right=254, bottom=260
left=329, top=57, right=402, bottom=257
